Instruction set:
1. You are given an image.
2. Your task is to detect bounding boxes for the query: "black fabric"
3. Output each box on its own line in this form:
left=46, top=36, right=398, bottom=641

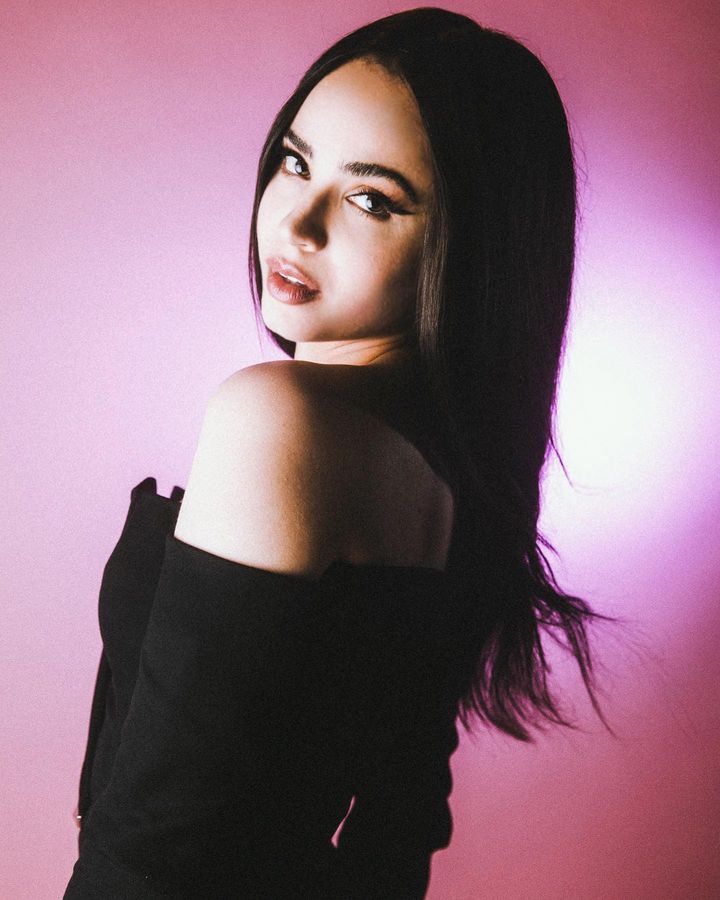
left=66, top=476, right=466, bottom=899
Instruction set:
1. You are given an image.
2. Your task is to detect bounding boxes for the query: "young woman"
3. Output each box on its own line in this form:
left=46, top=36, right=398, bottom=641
left=66, top=8, right=616, bottom=898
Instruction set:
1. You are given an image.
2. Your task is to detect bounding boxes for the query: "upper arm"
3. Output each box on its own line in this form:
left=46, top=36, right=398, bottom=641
left=174, top=363, right=355, bottom=579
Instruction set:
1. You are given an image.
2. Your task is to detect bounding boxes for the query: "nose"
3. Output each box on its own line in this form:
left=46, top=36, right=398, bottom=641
left=279, top=192, right=328, bottom=252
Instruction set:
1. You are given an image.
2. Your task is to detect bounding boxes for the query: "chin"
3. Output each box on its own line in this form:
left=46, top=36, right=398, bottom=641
left=260, top=303, right=310, bottom=342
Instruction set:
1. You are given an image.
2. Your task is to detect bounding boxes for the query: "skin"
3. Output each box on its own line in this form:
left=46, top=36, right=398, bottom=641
left=170, top=58, right=452, bottom=579
left=256, top=57, right=434, bottom=384
left=72, top=57, right=453, bottom=829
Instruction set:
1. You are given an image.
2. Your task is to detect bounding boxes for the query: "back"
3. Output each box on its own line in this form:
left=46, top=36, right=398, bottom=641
left=175, top=360, right=455, bottom=579
left=320, top=392, right=455, bottom=572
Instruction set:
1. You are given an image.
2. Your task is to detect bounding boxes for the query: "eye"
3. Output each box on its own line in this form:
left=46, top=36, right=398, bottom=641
left=348, top=190, right=396, bottom=220
left=279, top=149, right=307, bottom=177
left=277, top=144, right=404, bottom=221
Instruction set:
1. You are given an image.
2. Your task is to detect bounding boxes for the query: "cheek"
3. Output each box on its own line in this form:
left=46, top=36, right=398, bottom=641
left=256, top=179, right=285, bottom=239
left=343, top=240, right=420, bottom=326
left=373, top=239, right=422, bottom=299
left=255, top=192, right=273, bottom=245
left=381, top=242, right=423, bottom=323
left=351, top=227, right=419, bottom=280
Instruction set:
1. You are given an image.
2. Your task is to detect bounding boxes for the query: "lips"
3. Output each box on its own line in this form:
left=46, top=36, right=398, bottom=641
left=265, top=256, right=320, bottom=292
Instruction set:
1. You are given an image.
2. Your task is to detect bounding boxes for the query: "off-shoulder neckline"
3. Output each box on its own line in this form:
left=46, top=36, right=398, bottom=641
left=133, top=476, right=451, bottom=582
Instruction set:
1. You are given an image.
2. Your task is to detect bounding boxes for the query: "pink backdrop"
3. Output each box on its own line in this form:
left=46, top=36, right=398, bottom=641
left=2, top=1, right=718, bottom=897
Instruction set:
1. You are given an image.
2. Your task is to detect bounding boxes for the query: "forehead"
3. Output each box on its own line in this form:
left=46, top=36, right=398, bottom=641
left=292, top=59, right=433, bottom=193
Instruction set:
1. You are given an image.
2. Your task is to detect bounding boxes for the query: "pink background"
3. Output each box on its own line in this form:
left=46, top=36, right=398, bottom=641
left=2, top=1, right=719, bottom=897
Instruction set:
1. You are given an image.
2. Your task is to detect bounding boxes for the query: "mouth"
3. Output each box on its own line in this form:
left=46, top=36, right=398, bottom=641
left=278, top=272, right=306, bottom=286
left=265, top=256, right=320, bottom=292
left=266, top=265, right=320, bottom=305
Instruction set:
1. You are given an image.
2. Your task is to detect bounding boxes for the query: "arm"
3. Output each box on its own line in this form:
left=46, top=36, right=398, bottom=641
left=75, top=650, right=112, bottom=834
left=334, top=685, right=460, bottom=900
left=64, top=366, right=355, bottom=897
left=63, top=535, right=334, bottom=899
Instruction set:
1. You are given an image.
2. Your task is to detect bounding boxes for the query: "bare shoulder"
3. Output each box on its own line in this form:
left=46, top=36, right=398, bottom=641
left=226, top=361, right=454, bottom=571
left=212, top=359, right=306, bottom=403
left=173, top=361, right=360, bottom=579
left=211, top=361, right=367, bottom=458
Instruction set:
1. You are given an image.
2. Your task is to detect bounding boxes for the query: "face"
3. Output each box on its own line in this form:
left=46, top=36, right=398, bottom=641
left=256, top=58, right=434, bottom=362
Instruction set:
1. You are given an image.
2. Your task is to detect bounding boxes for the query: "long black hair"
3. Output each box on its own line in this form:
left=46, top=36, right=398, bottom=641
left=247, top=7, right=621, bottom=742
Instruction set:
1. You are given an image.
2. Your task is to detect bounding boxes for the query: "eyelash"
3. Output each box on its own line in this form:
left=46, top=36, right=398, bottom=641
left=276, top=145, right=404, bottom=221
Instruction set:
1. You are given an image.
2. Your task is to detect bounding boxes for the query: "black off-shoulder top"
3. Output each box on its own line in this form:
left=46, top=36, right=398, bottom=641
left=64, top=476, right=470, bottom=899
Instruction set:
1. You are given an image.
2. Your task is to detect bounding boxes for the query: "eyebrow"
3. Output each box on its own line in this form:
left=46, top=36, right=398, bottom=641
left=283, top=128, right=421, bottom=205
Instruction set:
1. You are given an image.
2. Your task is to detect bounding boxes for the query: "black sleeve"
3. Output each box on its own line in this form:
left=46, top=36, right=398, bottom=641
left=76, top=650, right=112, bottom=822
left=333, top=692, right=460, bottom=900
left=64, top=531, right=461, bottom=900
left=63, top=534, right=330, bottom=899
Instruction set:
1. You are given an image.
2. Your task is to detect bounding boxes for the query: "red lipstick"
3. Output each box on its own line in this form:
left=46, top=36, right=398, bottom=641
left=265, top=256, right=320, bottom=304
left=267, top=270, right=320, bottom=304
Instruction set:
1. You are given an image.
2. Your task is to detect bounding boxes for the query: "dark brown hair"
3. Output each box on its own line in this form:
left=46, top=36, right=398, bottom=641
left=247, top=7, right=621, bottom=742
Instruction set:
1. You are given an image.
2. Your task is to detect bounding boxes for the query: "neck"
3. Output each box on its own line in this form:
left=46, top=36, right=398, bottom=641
left=293, top=334, right=412, bottom=369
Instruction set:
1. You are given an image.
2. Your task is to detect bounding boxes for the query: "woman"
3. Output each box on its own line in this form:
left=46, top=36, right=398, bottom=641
left=66, top=7, right=616, bottom=898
